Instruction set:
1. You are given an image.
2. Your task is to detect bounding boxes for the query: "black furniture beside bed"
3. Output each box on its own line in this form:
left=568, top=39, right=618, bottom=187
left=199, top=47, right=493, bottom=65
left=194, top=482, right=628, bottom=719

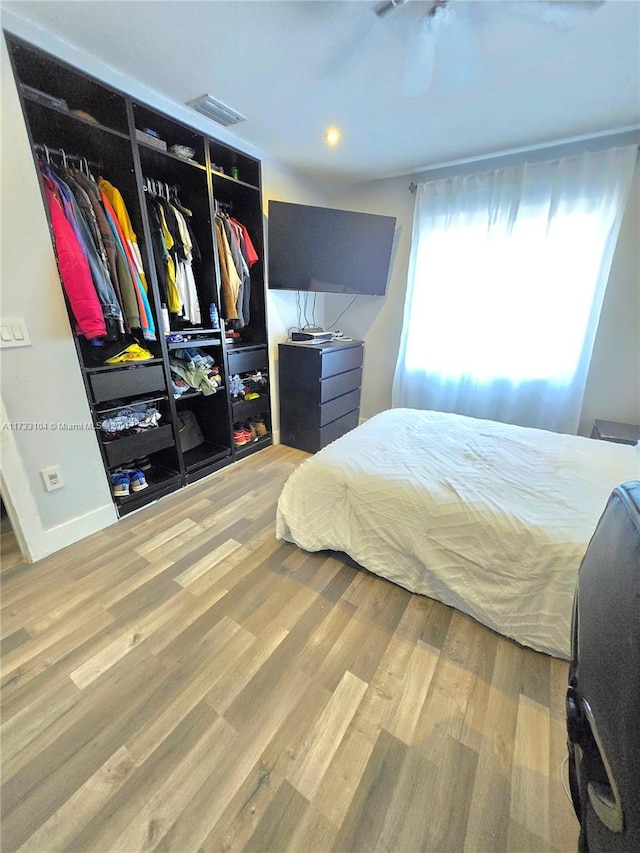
left=279, top=339, right=363, bottom=453
left=591, top=420, right=640, bottom=445
left=567, top=480, right=640, bottom=853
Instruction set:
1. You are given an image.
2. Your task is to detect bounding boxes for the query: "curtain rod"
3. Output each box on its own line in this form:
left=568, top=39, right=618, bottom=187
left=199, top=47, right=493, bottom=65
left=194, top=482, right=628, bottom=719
left=407, top=126, right=640, bottom=193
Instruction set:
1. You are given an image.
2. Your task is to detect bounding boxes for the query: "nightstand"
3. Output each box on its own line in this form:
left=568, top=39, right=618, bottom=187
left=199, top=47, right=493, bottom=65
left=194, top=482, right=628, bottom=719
left=591, top=420, right=640, bottom=445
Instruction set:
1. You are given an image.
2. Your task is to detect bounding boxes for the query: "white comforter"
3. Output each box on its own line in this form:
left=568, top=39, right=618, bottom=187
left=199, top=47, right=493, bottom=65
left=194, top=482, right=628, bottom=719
left=276, top=408, right=639, bottom=657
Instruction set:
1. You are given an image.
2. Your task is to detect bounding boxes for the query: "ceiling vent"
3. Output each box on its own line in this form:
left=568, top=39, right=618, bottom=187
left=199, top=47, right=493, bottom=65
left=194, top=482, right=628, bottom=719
left=187, top=94, right=246, bottom=128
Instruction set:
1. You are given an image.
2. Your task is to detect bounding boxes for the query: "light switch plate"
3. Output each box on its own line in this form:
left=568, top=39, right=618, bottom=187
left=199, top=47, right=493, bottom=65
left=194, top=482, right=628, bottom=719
left=0, top=317, right=31, bottom=348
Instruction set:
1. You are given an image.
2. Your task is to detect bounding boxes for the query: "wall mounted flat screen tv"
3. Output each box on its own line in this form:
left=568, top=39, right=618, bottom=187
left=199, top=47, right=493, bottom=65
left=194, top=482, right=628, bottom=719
left=267, top=201, right=396, bottom=296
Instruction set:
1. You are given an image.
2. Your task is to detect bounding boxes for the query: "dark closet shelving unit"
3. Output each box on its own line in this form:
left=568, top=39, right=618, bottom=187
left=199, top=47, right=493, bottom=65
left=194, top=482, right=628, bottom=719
left=6, top=32, right=273, bottom=514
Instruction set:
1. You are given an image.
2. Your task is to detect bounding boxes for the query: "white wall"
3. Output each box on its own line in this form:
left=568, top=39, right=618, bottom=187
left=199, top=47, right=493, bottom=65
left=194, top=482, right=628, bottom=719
left=579, top=168, right=640, bottom=434
left=323, top=177, right=415, bottom=421
left=326, top=165, right=640, bottom=434
left=1, top=36, right=117, bottom=560
left=0, top=19, right=327, bottom=559
left=261, top=164, right=329, bottom=441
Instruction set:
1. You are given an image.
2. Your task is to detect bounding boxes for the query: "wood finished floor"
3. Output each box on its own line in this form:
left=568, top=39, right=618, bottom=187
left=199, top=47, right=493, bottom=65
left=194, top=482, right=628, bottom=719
left=1, top=444, right=578, bottom=853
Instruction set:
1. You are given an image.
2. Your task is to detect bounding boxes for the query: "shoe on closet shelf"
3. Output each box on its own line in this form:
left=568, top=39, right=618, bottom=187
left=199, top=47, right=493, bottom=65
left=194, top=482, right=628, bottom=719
left=110, top=471, right=130, bottom=498
left=134, top=456, right=151, bottom=471
left=244, top=420, right=258, bottom=442
left=253, top=415, right=268, bottom=437
left=233, top=422, right=248, bottom=447
left=128, top=469, right=149, bottom=492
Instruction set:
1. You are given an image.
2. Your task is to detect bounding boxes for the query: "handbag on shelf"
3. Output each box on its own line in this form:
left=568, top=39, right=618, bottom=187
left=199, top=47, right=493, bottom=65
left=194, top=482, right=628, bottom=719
left=177, top=410, right=204, bottom=452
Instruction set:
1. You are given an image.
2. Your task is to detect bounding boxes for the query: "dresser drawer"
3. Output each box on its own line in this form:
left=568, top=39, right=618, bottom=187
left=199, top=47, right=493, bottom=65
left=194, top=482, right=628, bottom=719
left=319, top=389, right=360, bottom=428
left=89, top=364, right=166, bottom=404
left=320, top=345, right=363, bottom=379
left=227, top=346, right=268, bottom=375
left=320, top=368, right=362, bottom=404
left=318, top=409, right=359, bottom=449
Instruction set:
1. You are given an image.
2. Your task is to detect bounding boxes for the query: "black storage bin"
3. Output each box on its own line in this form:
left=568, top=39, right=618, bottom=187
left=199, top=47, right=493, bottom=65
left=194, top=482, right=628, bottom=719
left=89, top=365, right=166, bottom=404
left=104, top=424, right=175, bottom=468
left=227, top=345, right=268, bottom=375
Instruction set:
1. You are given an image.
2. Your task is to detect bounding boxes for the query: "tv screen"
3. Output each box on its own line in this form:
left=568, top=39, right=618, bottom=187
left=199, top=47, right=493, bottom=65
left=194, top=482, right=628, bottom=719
left=267, top=201, right=396, bottom=296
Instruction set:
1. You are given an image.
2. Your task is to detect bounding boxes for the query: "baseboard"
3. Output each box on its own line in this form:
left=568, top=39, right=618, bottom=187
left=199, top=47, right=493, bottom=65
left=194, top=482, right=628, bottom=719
left=43, top=503, right=117, bottom=556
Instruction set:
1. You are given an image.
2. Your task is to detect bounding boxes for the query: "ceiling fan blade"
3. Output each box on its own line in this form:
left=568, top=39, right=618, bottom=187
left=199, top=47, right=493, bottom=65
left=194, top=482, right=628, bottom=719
left=319, top=13, right=380, bottom=80
left=401, top=12, right=437, bottom=98
left=540, top=0, right=605, bottom=30
left=505, top=0, right=606, bottom=30
left=438, top=3, right=477, bottom=90
left=375, top=0, right=409, bottom=18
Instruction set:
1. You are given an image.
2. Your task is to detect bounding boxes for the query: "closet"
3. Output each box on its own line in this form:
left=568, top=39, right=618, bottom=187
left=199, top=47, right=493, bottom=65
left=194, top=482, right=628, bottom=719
left=6, top=34, right=272, bottom=515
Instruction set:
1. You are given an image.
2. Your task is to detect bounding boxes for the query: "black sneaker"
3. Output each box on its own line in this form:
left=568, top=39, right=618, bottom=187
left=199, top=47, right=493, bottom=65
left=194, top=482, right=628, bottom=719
left=135, top=456, right=151, bottom=471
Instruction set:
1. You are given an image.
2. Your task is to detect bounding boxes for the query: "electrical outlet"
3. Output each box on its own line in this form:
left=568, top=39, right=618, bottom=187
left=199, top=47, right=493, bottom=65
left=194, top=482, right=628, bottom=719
left=41, top=466, right=64, bottom=492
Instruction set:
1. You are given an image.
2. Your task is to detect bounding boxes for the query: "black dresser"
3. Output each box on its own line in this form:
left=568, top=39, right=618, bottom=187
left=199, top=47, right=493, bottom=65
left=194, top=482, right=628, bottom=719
left=278, top=339, right=364, bottom=453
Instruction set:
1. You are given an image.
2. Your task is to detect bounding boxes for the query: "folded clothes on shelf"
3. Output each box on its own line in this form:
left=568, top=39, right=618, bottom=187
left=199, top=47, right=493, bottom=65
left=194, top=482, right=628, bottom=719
left=170, top=347, right=222, bottom=397
left=99, top=403, right=161, bottom=438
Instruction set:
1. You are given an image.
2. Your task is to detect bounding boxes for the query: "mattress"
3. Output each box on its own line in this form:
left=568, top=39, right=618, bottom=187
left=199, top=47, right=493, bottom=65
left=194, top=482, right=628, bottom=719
left=276, top=408, right=640, bottom=658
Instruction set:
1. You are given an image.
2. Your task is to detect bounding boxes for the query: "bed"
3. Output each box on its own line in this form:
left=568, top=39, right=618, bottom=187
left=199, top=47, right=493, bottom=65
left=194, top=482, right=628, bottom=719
left=276, top=408, right=640, bottom=658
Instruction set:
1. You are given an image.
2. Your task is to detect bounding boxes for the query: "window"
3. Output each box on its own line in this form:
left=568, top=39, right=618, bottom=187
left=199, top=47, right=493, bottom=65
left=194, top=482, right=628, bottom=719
left=393, top=147, right=636, bottom=433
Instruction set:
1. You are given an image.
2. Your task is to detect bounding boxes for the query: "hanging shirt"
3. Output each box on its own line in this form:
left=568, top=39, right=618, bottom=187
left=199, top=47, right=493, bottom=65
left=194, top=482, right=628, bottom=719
left=172, top=206, right=201, bottom=324
left=174, top=201, right=201, bottom=263
left=71, top=169, right=130, bottom=333
left=231, top=218, right=259, bottom=267
left=49, top=169, right=123, bottom=333
left=157, top=203, right=180, bottom=313
left=42, top=174, right=106, bottom=339
left=145, top=196, right=168, bottom=305
left=231, top=219, right=252, bottom=326
left=215, top=216, right=240, bottom=321
left=99, top=178, right=149, bottom=293
left=223, top=217, right=249, bottom=328
left=101, top=192, right=156, bottom=340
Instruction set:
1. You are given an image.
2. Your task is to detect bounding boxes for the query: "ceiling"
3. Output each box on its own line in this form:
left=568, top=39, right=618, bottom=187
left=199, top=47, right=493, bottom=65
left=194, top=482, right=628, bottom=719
left=4, top=0, right=640, bottom=185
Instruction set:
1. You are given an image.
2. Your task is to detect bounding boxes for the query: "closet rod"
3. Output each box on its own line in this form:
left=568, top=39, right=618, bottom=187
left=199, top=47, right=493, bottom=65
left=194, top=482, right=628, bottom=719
left=33, top=143, right=102, bottom=171
left=143, top=175, right=180, bottom=196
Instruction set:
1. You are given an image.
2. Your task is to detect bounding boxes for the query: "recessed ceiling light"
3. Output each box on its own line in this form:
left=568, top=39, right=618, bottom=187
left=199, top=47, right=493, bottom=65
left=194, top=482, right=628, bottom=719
left=324, top=127, right=341, bottom=146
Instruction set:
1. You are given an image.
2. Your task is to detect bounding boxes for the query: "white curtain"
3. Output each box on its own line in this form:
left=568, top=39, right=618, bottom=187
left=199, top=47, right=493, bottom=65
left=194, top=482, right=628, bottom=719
left=392, top=146, right=636, bottom=433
